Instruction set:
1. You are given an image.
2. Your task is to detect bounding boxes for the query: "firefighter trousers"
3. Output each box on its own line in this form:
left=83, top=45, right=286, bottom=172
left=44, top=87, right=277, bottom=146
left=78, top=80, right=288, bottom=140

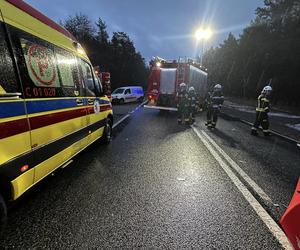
left=178, top=105, right=189, bottom=122
left=252, top=111, right=269, bottom=134
left=206, top=107, right=219, bottom=127
left=189, top=106, right=196, bottom=118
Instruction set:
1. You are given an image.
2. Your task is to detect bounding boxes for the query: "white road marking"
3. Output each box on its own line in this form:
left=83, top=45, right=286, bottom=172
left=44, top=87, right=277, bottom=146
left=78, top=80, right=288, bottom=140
left=201, top=130, right=273, bottom=204
left=112, top=100, right=147, bottom=129
left=144, top=105, right=178, bottom=111
left=60, top=159, right=73, bottom=169
left=191, top=125, right=292, bottom=250
left=112, top=114, right=130, bottom=129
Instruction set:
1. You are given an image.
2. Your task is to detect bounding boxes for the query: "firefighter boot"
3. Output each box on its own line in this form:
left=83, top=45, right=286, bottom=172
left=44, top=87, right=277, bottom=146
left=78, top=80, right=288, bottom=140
left=184, top=118, right=190, bottom=125
left=205, top=120, right=211, bottom=126
left=211, top=121, right=216, bottom=128
left=207, top=122, right=213, bottom=129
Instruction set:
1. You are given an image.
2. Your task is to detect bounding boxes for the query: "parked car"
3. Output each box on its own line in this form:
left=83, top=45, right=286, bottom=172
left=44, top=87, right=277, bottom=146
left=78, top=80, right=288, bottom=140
left=112, top=86, right=144, bottom=104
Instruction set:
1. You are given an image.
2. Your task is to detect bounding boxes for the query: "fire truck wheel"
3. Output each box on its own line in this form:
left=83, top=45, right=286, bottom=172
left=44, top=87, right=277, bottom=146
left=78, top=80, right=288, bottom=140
left=0, top=193, right=7, bottom=237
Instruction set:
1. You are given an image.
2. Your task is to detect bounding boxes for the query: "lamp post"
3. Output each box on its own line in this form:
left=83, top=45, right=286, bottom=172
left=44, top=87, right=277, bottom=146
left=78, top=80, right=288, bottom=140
left=195, top=28, right=212, bottom=66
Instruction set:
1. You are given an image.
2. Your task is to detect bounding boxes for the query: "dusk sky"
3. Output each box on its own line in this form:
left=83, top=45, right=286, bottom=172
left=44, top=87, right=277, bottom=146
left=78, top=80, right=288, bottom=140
left=26, top=0, right=263, bottom=62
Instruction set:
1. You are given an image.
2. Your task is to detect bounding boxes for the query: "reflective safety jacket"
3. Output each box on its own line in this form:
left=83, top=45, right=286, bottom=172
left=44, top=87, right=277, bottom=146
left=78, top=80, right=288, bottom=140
left=207, top=91, right=224, bottom=109
left=256, top=95, right=270, bottom=113
left=177, top=90, right=189, bottom=108
left=188, top=92, right=198, bottom=108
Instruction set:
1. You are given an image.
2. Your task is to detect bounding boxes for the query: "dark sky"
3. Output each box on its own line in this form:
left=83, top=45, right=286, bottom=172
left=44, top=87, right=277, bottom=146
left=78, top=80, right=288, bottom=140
left=26, top=0, right=263, bottom=62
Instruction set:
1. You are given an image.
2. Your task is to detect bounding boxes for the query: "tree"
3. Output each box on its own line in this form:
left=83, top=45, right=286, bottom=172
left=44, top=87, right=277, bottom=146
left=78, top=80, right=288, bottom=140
left=60, top=13, right=95, bottom=42
left=203, top=33, right=239, bottom=94
left=203, top=0, right=300, bottom=106
left=109, top=32, right=147, bottom=88
left=61, top=15, right=148, bottom=90
left=96, top=18, right=109, bottom=45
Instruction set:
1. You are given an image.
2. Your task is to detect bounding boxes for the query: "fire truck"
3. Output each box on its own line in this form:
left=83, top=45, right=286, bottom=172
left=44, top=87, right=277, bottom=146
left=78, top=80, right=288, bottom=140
left=94, top=66, right=112, bottom=101
left=145, top=57, right=208, bottom=111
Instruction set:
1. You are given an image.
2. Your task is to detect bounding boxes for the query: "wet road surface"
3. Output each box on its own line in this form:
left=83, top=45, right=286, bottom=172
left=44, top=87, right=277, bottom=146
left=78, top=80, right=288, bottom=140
left=1, top=107, right=298, bottom=249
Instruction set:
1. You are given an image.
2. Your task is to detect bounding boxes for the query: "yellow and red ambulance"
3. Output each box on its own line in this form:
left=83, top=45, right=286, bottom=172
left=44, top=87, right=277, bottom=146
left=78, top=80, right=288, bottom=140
left=0, top=0, right=113, bottom=232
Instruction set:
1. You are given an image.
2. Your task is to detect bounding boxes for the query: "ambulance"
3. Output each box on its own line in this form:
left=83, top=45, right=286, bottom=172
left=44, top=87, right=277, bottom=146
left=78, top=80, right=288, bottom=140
left=0, top=0, right=113, bottom=233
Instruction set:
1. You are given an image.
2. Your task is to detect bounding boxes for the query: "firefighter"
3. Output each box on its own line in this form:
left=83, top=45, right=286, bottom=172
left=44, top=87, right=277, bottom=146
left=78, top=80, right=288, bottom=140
left=188, top=86, right=198, bottom=124
left=205, top=84, right=224, bottom=129
left=251, top=85, right=272, bottom=136
left=177, top=82, right=189, bottom=124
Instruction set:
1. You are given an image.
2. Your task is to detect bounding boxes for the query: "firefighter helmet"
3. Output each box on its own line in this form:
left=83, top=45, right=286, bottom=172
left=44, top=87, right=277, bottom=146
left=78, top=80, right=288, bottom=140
left=261, top=85, right=272, bottom=95
left=179, top=82, right=187, bottom=90
left=188, top=86, right=195, bottom=92
left=213, top=84, right=222, bottom=91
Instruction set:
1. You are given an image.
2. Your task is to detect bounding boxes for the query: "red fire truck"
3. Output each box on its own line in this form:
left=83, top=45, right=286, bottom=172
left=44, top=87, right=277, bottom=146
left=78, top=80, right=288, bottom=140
left=94, top=66, right=112, bottom=101
left=145, top=57, right=208, bottom=111
left=100, top=72, right=112, bottom=101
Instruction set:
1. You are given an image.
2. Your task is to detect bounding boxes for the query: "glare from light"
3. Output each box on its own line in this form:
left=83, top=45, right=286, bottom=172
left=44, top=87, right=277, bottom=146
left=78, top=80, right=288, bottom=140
left=57, top=58, right=77, bottom=65
left=156, top=62, right=161, bottom=67
left=195, top=28, right=212, bottom=41
left=77, top=47, right=86, bottom=55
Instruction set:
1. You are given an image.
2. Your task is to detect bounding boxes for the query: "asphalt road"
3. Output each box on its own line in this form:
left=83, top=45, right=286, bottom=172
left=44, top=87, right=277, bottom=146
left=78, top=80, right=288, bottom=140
left=1, top=106, right=299, bottom=249
left=112, top=102, right=141, bottom=122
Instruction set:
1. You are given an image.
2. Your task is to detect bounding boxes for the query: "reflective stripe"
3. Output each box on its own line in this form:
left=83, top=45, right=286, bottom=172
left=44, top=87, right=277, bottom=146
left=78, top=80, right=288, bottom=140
left=251, top=127, right=257, bottom=130
left=256, top=107, right=269, bottom=112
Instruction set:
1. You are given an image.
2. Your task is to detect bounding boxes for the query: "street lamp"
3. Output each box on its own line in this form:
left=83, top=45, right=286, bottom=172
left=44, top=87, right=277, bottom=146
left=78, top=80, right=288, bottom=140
left=194, top=28, right=212, bottom=66
left=195, top=28, right=212, bottom=41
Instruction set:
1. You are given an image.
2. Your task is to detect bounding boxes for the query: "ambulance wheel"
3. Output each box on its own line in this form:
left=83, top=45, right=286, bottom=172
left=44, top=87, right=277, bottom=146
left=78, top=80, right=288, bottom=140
left=119, top=98, right=125, bottom=104
left=138, top=97, right=144, bottom=103
left=0, top=193, right=7, bottom=237
left=102, top=118, right=113, bottom=144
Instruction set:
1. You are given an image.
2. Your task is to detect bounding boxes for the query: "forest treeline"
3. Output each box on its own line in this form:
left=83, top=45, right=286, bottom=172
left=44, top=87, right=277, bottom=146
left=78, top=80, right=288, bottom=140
left=60, top=14, right=149, bottom=90
left=203, top=0, right=300, bottom=106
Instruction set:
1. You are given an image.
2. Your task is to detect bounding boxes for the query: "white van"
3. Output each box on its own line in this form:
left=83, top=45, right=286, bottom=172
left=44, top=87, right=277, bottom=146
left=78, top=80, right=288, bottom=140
left=112, top=86, right=144, bottom=104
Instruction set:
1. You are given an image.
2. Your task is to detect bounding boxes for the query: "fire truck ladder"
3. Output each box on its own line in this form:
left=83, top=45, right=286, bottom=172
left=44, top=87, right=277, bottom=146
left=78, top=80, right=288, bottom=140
left=176, top=57, right=186, bottom=88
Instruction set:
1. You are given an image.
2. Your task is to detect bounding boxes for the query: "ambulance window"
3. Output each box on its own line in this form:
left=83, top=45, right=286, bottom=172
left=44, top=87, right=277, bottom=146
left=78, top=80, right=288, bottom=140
left=72, top=63, right=84, bottom=96
left=55, top=50, right=77, bottom=87
left=125, top=89, right=131, bottom=95
left=94, top=76, right=103, bottom=96
left=78, top=59, right=96, bottom=96
left=0, top=22, right=19, bottom=95
left=20, top=38, right=60, bottom=88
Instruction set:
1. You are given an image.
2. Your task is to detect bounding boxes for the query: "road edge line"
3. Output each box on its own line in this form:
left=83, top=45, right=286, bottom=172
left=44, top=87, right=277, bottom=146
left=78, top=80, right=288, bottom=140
left=112, top=100, right=148, bottom=129
left=191, top=125, right=292, bottom=250
left=201, top=129, right=273, bottom=204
